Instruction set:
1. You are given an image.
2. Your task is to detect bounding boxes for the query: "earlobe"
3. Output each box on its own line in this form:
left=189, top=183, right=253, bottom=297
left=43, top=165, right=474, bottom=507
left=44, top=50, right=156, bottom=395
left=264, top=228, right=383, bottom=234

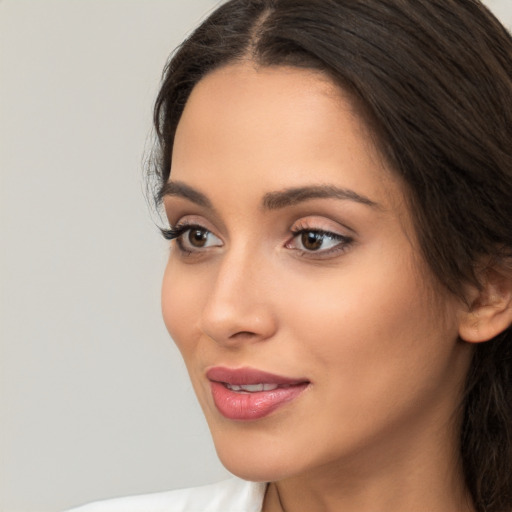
left=458, top=266, right=512, bottom=343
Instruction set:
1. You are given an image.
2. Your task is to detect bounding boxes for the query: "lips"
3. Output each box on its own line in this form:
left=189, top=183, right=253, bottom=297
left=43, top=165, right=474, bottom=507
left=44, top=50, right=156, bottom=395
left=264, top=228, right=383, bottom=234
left=206, top=366, right=310, bottom=420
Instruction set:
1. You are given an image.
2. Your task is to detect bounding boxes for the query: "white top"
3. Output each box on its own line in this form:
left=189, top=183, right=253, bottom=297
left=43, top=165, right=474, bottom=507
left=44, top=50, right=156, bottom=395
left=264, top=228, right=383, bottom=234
left=66, top=478, right=267, bottom=512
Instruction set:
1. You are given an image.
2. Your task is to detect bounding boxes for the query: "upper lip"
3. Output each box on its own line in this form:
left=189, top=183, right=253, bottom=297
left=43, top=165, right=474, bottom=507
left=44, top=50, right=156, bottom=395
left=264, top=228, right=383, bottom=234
left=206, top=366, right=309, bottom=386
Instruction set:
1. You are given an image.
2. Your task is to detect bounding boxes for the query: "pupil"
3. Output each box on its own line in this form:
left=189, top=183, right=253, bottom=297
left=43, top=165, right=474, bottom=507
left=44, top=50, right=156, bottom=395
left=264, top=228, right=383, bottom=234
left=302, top=231, right=322, bottom=250
left=189, top=229, right=207, bottom=247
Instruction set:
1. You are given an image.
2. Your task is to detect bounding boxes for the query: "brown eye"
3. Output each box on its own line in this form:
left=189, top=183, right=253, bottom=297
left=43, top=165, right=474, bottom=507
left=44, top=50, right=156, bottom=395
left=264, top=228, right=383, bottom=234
left=286, top=227, right=352, bottom=258
left=173, top=224, right=223, bottom=253
left=188, top=228, right=208, bottom=247
left=301, top=231, right=323, bottom=251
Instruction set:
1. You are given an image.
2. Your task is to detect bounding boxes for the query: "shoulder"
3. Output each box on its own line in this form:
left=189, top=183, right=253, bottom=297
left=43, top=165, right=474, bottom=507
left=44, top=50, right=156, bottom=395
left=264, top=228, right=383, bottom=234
left=65, top=478, right=267, bottom=512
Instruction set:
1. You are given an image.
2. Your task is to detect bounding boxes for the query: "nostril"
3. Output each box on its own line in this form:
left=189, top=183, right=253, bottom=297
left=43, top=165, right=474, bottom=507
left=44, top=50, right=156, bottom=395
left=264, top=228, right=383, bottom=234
left=199, top=279, right=278, bottom=344
left=229, top=331, right=259, bottom=340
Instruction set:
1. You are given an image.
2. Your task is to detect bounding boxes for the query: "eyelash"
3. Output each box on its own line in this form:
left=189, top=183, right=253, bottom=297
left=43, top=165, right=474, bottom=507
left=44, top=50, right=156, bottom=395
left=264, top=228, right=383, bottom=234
left=160, top=224, right=193, bottom=241
left=160, top=222, right=354, bottom=259
left=160, top=223, right=212, bottom=255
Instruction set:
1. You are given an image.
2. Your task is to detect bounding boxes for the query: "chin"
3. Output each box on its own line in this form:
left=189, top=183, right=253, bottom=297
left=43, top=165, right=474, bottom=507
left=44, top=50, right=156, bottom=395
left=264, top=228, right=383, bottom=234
left=217, top=452, right=293, bottom=483
left=210, top=426, right=306, bottom=483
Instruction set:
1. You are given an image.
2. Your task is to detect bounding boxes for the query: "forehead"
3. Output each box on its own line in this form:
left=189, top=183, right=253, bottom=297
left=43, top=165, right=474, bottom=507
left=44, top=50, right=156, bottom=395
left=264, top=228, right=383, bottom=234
left=171, top=62, right=405, bottom=215
left=176, top=63, right=363, bottom=154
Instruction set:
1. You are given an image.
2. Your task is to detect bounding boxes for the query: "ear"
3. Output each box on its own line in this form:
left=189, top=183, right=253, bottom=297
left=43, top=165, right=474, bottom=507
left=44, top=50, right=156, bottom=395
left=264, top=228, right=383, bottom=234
left=458, top=265, right=512, bottom=343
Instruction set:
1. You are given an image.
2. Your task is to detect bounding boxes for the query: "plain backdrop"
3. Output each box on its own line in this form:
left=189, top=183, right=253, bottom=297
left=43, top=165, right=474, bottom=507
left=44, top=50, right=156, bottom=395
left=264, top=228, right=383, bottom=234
left=1, top=1, right=511, bottom=511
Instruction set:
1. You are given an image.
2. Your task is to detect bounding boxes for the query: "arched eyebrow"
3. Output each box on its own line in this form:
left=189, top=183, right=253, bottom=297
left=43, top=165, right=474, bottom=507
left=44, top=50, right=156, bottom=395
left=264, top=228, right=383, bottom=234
left=262, top=185, right=380, bottom=210
left=159, top=181, right=379, bottom=210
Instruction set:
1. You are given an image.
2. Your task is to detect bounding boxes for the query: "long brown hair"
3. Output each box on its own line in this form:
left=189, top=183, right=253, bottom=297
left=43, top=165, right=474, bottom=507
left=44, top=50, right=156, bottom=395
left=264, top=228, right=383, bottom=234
left=151, top=1, right=512, bottom=510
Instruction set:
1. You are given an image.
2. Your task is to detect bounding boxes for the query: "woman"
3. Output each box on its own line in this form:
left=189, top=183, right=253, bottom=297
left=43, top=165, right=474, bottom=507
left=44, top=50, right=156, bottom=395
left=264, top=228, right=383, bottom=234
left=70, top=0, right=512, bottom=511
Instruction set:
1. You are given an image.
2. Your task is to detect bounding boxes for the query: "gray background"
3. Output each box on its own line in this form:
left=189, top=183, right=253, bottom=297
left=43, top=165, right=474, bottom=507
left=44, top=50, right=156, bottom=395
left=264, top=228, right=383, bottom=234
left=1, top=1, right=511, bottom=511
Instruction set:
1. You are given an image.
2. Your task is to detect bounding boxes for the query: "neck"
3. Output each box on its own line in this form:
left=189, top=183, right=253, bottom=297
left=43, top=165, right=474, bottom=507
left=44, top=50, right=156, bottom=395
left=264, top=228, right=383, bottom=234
left=262, top=415, right=474, bottom=512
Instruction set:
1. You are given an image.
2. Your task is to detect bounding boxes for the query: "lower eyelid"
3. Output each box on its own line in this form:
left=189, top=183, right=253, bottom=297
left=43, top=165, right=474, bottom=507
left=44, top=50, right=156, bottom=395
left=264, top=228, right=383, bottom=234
left=298, top=239, right=354, bottom=258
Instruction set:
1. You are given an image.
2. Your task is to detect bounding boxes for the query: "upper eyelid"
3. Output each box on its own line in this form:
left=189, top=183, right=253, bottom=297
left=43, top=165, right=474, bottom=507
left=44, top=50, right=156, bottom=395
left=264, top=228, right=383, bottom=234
left=169, top=215, right=217, bottom=232
left=174, top=219, right=224, bottom=243
left=163, top=221, right=354, bottom=259
left=164, top=223, right=223, bottom=252
left=290, top=228, right=349, bottom=239
left=166, top=213, right=356, bottom=242
left=288, top=227, right=352, bottom=244
left=164, top=193, right=362, bottom=233
left=286, top=231, right=354, bottom=259
left=289, top=217, right=355, bottom=236
left=164, top=204, right=228, bottom=234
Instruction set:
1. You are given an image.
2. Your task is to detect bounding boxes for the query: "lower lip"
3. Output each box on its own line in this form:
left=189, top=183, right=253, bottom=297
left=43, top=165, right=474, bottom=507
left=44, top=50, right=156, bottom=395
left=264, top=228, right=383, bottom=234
left=210, top=381, right=309, bottom=420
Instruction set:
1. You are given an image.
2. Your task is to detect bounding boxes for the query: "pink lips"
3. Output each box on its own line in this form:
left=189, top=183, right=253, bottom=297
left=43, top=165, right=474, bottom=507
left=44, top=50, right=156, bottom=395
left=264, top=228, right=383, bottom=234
left=206, top=367, right=309, bottom=421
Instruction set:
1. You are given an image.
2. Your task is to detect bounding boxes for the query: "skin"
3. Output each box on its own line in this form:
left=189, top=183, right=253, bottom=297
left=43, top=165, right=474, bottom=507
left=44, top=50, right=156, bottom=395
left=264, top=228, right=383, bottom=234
left=161, top=63, right=476, bottom=512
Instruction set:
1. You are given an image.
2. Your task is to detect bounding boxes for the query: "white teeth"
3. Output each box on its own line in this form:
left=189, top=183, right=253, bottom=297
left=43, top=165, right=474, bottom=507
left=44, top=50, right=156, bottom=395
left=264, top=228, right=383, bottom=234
left=225, top=383, right=279, bottom=393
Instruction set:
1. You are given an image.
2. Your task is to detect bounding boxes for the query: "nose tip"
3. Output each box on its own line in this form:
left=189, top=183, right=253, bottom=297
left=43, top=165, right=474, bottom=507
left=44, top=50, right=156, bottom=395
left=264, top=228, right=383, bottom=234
left=201, top=305, right=277, bottom=346
left=199, top=260, right=278, bottom=346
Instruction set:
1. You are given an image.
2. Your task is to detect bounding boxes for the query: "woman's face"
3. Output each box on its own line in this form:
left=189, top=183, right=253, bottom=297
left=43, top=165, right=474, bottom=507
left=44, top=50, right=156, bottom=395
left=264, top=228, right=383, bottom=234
left=161, top=63, right=472, bottom=482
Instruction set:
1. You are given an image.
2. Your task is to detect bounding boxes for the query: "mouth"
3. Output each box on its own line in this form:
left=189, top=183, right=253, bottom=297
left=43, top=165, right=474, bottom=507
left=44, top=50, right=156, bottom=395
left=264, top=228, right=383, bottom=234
left=206, top=366, right=310, bottom=421
left=224, top=383, right=281, bottom=392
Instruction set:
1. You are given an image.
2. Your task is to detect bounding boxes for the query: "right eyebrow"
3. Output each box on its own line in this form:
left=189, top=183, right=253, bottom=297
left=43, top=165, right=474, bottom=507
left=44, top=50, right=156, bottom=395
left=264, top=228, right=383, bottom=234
left=158, top=181, right=213, bottom=209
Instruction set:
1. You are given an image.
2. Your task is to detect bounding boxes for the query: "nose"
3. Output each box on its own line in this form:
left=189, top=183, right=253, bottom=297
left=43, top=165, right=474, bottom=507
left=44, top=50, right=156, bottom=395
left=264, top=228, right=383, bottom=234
left=199, top=247, right=278, bottom=347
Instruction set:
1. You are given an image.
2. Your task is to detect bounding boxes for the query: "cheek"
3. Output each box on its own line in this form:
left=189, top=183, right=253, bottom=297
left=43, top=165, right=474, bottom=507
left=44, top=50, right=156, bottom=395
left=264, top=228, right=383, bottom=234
left=161, top=260, right=201, bottom=357
left=280, top=248, right=457, bottom=386
left=270, top=253, right=463, bottom=462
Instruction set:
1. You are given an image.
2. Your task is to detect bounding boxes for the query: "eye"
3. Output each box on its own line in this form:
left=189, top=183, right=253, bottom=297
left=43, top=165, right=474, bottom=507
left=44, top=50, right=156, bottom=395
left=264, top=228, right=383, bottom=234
left=286, top=227, right=353, bottom=257
left=183, top=227, right=215, bottom=248
left=160, top=223, right=223, bottom=253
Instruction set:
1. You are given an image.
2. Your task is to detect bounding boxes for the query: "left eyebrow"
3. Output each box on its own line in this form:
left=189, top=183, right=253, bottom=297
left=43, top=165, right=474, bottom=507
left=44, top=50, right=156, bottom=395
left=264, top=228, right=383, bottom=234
left=262, top=185, right=380, bottom=210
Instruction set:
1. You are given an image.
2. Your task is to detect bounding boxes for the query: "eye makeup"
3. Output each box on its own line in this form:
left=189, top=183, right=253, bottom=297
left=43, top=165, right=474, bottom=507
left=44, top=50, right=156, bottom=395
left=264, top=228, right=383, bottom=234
left=161, top=222, right=222, bottom=255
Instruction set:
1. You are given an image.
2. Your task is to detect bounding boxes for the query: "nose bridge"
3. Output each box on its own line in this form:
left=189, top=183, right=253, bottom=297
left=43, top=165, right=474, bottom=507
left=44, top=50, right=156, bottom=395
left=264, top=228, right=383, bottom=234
left=199, top=241, right=276, bottom=344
